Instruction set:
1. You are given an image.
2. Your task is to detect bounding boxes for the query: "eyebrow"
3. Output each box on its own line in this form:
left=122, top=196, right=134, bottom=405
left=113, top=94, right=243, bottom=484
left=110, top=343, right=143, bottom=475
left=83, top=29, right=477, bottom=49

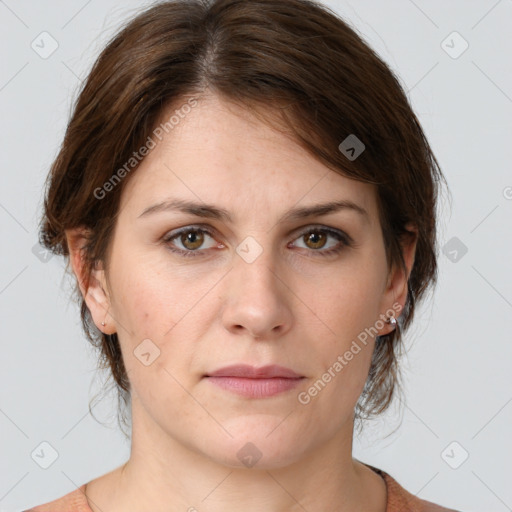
left=138, top=198, right=369, bottom=223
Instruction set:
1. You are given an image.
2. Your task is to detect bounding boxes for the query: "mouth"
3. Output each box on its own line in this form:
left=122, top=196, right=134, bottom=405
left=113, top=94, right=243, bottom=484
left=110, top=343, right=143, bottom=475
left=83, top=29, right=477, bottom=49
left=204, top=364, right=305, bottom=398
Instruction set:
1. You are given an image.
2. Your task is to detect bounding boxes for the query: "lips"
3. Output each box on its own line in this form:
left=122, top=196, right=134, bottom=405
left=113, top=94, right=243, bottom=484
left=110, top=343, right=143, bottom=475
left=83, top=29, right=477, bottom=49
left=205, top=364, right=303, bottom=379
left=204, top=365, right=305, bottom=398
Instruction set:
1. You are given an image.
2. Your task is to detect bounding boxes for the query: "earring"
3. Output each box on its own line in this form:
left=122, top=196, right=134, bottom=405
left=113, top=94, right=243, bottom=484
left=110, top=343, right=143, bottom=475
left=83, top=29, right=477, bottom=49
left=387, top=315, right=397, bottom=327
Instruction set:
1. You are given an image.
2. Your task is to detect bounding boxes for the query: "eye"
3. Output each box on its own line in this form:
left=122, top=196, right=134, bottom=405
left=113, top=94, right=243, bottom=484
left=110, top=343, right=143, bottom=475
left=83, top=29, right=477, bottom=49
left=290, top=226, right=352, bottom=257
left=163, top=227, right=220, bottom=257
left=162, top=225, right=352, bottom=259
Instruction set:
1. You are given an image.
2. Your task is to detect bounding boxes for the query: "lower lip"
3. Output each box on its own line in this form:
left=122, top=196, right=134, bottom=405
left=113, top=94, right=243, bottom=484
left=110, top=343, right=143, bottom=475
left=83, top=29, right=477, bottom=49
left=205, top=376, right=304, bottom=398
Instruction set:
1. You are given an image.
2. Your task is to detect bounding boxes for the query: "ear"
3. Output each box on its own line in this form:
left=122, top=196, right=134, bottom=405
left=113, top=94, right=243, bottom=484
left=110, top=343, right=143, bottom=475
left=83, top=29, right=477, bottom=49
left=378, top=223, right=418, bottom=336
left=66, top=227, right=116, bottom=335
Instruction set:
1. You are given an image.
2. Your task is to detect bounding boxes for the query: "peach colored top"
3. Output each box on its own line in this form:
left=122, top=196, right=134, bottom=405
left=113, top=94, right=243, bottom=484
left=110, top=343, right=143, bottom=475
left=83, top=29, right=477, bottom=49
left=24, top=463, right=460, bottom=511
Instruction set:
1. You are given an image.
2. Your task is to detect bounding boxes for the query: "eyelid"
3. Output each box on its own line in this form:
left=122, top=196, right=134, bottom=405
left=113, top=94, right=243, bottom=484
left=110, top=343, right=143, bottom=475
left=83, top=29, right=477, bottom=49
left=163, top=223, right=217, bottom=236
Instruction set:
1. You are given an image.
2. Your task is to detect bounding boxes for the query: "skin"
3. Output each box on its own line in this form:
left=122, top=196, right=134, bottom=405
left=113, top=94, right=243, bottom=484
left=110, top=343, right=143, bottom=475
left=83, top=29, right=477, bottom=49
left=67, top=93, right=416, bottom=512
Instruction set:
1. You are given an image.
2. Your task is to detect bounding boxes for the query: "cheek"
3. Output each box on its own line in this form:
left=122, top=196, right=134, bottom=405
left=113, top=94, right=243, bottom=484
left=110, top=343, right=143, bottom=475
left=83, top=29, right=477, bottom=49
left=306, top=255, right=386, bottom=396
left=109, top=251, right=182, bottom=337
left=110, top=244, right=218, bottom=324
left=107, top=258, right=211, bottom=382
left=111, top=278, right=155, bottom=337
left=301, top=275, right=382, bottom=429
left=106, top=258, right=167, bottom=376
left=323, top=266, right=385, bottom=338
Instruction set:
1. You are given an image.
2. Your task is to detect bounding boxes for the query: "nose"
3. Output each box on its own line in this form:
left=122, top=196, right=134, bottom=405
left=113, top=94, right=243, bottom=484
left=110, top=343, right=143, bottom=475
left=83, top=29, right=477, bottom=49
left=221, top=249, right=293, bottom=340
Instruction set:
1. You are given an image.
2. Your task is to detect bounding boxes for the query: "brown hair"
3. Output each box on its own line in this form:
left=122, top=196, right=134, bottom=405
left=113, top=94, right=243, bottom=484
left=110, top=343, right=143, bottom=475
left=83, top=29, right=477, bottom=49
left=39, top=0, right=446, bottom=435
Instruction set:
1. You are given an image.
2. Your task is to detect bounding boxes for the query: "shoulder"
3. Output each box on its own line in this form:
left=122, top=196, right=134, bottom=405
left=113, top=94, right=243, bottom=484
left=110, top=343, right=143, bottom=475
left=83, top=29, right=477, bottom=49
left=23, top=484, right=92, bottom=512
left=363, top=463, right=462, bottom=512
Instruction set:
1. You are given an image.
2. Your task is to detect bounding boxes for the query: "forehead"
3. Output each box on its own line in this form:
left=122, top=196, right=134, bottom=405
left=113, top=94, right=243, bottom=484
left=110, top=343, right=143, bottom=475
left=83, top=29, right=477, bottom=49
left=119, top=94, right=379, bottom=224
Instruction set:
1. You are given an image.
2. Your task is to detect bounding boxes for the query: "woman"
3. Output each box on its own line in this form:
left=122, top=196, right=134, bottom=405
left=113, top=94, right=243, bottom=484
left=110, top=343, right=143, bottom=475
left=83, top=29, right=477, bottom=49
left=26, top=0, right=459, bottom=510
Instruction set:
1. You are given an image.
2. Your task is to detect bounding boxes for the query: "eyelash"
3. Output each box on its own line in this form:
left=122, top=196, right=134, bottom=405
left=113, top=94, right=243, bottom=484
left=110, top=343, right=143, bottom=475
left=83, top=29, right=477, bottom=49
left=162, top=224, right=353, bottom=259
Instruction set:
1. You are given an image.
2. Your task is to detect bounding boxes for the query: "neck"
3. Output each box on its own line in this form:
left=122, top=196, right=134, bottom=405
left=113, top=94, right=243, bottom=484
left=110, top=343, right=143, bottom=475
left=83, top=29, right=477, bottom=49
left=86, top=399, right=386, bottom=512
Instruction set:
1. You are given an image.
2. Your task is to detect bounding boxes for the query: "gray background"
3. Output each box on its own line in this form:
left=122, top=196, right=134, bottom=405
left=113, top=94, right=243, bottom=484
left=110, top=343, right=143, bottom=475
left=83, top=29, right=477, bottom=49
left=1, top=0, right=511, bottom=510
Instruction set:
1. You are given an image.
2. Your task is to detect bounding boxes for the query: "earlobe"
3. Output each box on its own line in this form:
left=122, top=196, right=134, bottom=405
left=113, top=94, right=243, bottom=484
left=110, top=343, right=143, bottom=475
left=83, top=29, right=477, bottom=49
left=85, top=268, right=116, bottom=334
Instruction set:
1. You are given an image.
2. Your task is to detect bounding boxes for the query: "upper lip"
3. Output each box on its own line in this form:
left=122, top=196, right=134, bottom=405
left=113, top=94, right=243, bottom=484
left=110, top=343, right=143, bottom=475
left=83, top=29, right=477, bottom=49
left=205, top=364, right=303, bottom=379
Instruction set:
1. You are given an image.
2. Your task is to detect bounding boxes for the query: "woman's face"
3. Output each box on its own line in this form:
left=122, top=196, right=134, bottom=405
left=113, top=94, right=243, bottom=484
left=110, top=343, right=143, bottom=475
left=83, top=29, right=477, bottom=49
left=81, top=94, right=412, bottom=469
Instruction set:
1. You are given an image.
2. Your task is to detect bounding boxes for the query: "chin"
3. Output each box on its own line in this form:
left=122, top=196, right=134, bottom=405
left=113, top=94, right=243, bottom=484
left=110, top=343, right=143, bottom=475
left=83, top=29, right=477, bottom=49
left=197, top=419, right=311, bottom=470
